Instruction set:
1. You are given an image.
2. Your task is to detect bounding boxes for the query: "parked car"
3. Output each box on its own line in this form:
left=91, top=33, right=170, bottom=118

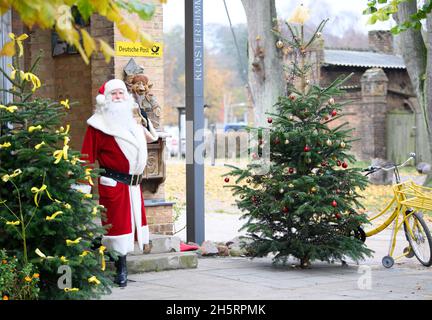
left=223, top=122, right=248, bottom=133
left=164, top=126, right=185, bottom=158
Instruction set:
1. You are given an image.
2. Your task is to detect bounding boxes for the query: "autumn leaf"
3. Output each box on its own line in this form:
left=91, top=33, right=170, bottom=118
left=99, top=39, right=115, bottom=63
left=0, top=41, right=15, bottom=56
left=117, top=20, right=139, bottom=41
left=81, top=29, right=96, bottom=57
left=77, top=0, right=94, bottom=22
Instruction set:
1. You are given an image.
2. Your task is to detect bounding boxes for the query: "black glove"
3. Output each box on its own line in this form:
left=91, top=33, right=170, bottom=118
left=139, top=107, right=150, bottom=131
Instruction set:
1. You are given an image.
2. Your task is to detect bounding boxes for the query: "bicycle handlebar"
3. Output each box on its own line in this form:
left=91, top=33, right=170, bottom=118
left=363, top=153, right=416, bottom=174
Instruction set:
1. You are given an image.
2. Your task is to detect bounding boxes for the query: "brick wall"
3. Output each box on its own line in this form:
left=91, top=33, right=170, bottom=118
left=11, top=4, right=171, bottom=233
left=368, top=30, right=394, bottom=54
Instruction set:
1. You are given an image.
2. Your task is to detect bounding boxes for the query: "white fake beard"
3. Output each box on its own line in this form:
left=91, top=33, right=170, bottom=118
left=102, top=98, right=138, bottom=130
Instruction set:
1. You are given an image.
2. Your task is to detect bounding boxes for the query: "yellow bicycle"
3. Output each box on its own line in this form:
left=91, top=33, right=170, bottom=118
left=359, top=153, right=432, bottom=268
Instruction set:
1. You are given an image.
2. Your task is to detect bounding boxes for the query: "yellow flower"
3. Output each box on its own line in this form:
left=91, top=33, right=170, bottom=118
left=83, top=193, right=92, bottom=199
left=6, top=220, right=20, bottom=226
left=28, top=125, right=42, bottom=133
left=288, top=4, right=310, bottom=25
left=46, top=211, right=63, bottom=221
left=0, top=104, right=18, bottom=113
left=66, top=237, right=82, bottom=246
left=60, top=256, right=68, bottom=263
left=24, top=276, right=32, bottom=282
left=33, top=273, right=40, bottom=279
left=88, top=276, right=101, bottom=285
left=35, top=141, right=45, bottom=150
left=64, top=288, right=79, bottom=292
left=0, top=142, right=11, bottom=149
left=60, top=99, right=70, bottom=109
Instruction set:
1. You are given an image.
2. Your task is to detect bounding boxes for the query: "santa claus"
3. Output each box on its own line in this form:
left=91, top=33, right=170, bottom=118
left=81, top=79, right=159, bottom=287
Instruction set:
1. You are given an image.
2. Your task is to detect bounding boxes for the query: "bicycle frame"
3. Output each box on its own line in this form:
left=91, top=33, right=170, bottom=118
left=365, top=182, right=419, bottom=259
left=360, top=153, right=430, bottom=266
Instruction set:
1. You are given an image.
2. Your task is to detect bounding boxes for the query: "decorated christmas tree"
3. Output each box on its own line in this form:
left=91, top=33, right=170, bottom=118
left=223, top=12, right=372, bottom=267
left=0, top=34, right=112, bottom=299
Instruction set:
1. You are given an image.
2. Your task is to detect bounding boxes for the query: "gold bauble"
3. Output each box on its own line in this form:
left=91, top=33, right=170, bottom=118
left=340, top=141, right=346, bottom=148
left=326, top=139, right=332, bottom=146
left=289, top=184, right=294, bottom=188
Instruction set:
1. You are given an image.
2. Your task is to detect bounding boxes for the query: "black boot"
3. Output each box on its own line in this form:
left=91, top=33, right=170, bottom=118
left=114, top=255, right=128, bottom=287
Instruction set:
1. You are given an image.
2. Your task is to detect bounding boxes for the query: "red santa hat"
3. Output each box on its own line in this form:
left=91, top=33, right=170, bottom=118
left=95, top=79, right=128, bottom=107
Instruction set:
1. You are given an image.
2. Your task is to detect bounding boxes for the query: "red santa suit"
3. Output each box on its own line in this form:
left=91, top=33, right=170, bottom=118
left=81, top=88, right=158, bottom=256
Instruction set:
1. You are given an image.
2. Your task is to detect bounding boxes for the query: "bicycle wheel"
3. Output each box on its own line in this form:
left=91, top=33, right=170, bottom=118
left=403, top=211, right=432, bottom=267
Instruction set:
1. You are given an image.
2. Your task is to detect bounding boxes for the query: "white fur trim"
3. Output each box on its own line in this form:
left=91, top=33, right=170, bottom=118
left=71, top=183, right=92, bottom=194
left=104, top=79, right=127, bottom=95
left=96, top=94, right=105, bottom=106
left=87, top=113, right=148, bottom=174
left=144, top=118, right=159, bottom=143
left=102, top=233, right=135, bottom=256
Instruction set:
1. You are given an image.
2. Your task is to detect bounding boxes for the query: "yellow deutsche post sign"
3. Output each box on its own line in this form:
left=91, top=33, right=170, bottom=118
left=115, top=42, right=163, bottom=57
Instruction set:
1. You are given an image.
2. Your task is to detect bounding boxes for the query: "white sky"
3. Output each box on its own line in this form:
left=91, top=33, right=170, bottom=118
left=163, top=0, right=394, bottom=34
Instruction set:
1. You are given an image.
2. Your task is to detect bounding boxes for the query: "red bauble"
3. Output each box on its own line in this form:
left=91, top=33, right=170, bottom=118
left=331, top=110, right=337, bottom=117
left=288, top=168, right=294, bottom=174
left=342, top=162, right=348, bottom=169
left=252, top=196, right=257, bottom=203
left=336, top=160, right=342, bottom=166
left=332, top=200, right=337, bottom=207
left=282, top=206, right=289, bottom=213
left=224, top=177, right=230, bottom=183
left=267, top=117, right=273, bottom=124
left=289, top=94, right=296, bottom=101
left=274, top=137, right=280, bottom=144
left=335, top=213, right=342, bottom=219
left=321, top=161, right=327, bottom=167
left=304, top=145, right=311, bottom=152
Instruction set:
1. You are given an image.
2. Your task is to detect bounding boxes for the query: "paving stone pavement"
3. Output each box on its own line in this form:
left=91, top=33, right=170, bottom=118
left=103, top=215, right=432, bottom=300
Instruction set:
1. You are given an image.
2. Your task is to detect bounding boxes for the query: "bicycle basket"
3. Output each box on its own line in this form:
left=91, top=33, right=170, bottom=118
left=393, top=180, right=432, bottom=210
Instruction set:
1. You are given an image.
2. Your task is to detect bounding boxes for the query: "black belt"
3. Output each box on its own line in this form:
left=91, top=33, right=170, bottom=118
left=101, top=167, right=143, bottom=186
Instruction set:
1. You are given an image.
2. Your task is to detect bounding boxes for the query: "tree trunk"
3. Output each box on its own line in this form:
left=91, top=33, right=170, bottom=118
left=394, top=1, right=432, bottom=185
left=424, top=13, right=432, bottom=185
left=241, top=0, right=285, bottom=128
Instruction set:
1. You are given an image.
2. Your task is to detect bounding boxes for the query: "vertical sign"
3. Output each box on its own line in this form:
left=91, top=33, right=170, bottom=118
left=185, top=0, right=205, bottom=244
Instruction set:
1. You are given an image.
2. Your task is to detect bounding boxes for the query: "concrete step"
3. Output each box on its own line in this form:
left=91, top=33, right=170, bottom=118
left=131, top=234, right=181, bottom=255
left=127, top=251, right=198, bottom=274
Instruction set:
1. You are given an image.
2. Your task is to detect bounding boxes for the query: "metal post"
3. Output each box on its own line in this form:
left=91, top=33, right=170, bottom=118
left=0, top=11, right=12, bottom=105
left=185, top=0, right=205, bottom=244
